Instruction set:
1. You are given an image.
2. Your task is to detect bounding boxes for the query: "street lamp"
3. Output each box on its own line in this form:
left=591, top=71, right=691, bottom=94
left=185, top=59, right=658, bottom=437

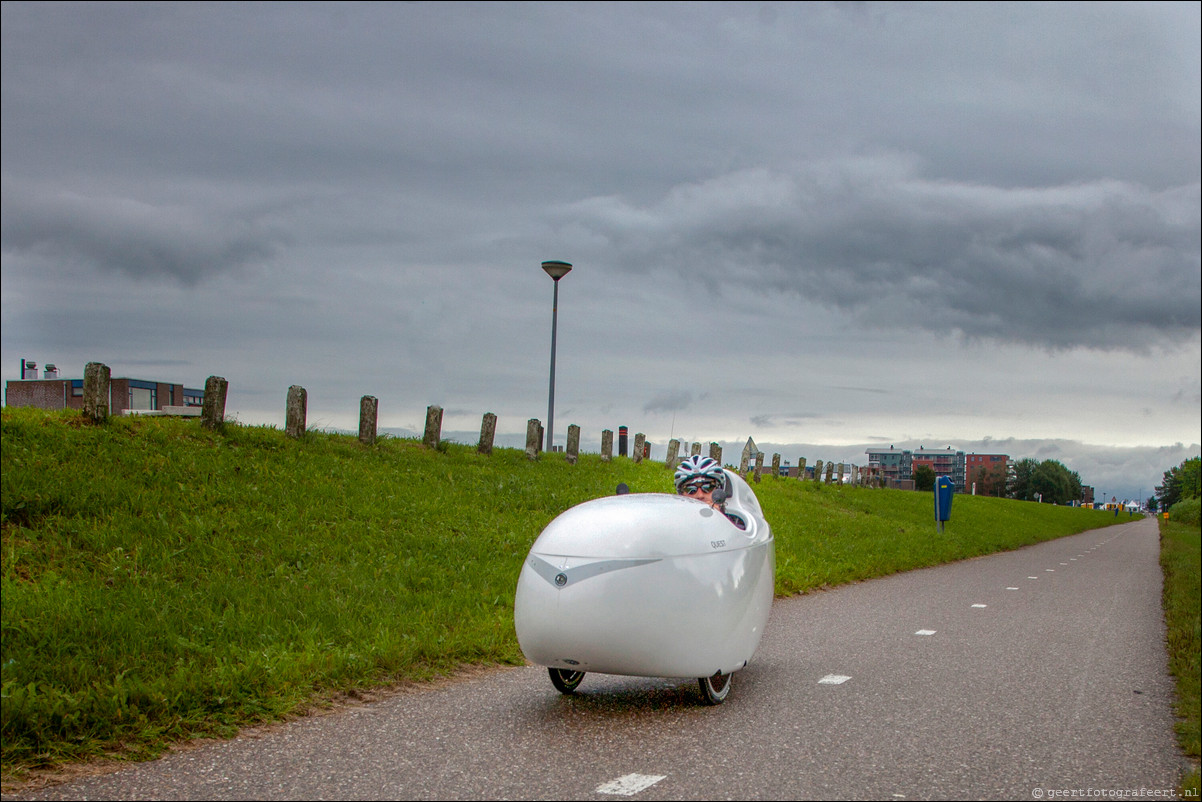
left=542, top=260, right=572, bottom=453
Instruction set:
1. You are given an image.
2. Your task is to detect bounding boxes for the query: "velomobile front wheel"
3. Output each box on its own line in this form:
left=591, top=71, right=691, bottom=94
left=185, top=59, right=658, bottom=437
left=549, top=668, right=586, bottom=694
left=698, top=672, right=731, bottom=705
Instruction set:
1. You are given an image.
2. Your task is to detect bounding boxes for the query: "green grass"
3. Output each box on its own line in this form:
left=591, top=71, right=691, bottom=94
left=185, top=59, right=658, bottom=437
left=0, top=407, right=1133, bottom=784
left=1159, top=499, right=1201, bottom=798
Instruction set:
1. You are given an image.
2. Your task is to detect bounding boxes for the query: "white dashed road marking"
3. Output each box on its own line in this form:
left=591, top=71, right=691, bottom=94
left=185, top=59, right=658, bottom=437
left=915, top=629, right=937, bottom=636
left=596, top=773, right=667, bottom=796
left=819, top=674, right=852, bottom=685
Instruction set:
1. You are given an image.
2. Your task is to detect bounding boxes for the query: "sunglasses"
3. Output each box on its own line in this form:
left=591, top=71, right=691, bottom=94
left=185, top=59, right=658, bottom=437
left=683, top=483, right=716, bottom=496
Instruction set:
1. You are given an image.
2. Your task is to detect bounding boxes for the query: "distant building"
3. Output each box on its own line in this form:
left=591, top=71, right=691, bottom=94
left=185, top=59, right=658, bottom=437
left=910, top=447, right=967, bottom=491
left=6, top=359, right=203, bottom=416
left=965, top=453, right=1011, bottom=496
left=866, top=446, right=996, bottom=493
left=865, top=446, right=912, bottom=486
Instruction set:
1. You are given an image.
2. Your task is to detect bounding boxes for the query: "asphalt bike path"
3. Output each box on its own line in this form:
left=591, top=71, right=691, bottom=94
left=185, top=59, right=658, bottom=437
left=7, top=517, right=1188, bottom=800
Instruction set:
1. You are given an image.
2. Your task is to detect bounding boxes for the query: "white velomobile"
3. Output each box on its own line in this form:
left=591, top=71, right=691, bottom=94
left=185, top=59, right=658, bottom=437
left=514, top=469, right=774, bottom=704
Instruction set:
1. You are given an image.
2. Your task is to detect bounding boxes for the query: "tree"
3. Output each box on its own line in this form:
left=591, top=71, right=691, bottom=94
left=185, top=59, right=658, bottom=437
left=913, top=464, right=936, bottom=492
left=970, top=463, right=1009, bottom=497
left=1157, top=456, right=1201, bottom=509
left=1008, top=458, right=1040, bottom=501
left=1031, top=460, right=1082, bottom=505
left=1008, top=458, right=1080, bottom=504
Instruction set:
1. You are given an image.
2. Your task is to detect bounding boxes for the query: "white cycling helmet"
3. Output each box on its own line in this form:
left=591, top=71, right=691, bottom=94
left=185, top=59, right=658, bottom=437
left=674, top=455, right=726, bottom=493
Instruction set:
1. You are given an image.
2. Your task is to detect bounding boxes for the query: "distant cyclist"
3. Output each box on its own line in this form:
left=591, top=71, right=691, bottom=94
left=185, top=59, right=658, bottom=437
left=674, top=455, right=746, bottom=530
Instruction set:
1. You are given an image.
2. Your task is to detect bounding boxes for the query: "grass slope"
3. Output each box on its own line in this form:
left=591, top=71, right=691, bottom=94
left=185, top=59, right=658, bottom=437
left=1159, top=499, right=1201, bottom=796
left=0, top=407, right=1131, bottom=781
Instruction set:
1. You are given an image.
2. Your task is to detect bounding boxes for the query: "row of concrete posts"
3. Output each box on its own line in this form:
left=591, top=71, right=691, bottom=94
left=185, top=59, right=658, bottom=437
left=77, top=367, right=880, bottom=485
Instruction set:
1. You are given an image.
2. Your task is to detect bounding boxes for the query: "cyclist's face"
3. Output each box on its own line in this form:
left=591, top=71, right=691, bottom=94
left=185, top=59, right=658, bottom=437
left=681, top=484, right=716, bottom=505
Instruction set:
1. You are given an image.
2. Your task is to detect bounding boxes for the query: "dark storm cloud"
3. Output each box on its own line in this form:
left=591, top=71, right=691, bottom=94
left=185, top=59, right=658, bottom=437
left=562, top=158, right=1201, bottom=352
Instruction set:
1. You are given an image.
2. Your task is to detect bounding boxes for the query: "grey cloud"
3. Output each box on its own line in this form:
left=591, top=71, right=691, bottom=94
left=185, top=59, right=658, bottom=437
left=750, top=413, right=823, bottom=428
left=830, top=386, right=890, bottom=395
left=1, top=181, right=286, bottom=284
left=563, top=158, right=1201, bottom=352
left=644, top=390, right=694, bottom=414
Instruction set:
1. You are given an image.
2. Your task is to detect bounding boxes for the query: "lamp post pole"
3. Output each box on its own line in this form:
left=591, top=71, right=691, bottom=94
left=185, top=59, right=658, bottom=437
left=542, top=260, right=572, bottom=453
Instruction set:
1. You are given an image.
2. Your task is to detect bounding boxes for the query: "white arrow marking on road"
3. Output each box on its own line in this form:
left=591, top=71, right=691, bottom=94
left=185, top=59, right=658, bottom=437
left=597, top=773, right=667, bottom=796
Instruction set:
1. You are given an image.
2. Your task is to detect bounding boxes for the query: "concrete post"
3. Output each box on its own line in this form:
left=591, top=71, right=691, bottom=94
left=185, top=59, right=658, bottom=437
left=837, top=462, right=845, bottom=486
left=201, top=376, right=227, bottom=431
left=798, top=457, right=807, bottom=481
left=526, top=419, right=542, bottom=460
left=754, top=450, right=764, bottom=483
left=423, top=405, right=443, bottom=449
left=709, top=442, right=722, bottom=462
left=566, top=424, right=580, bottom=464
left=478, top=412, right=497, bottom=455
left=285, top=386, right=307, bottom=439
left=772, top=453, right=781, bottom=478
left=813, top=459, right=823, bottom=484
left=83, top=362, right=110, bottom=424
left=665, top=439, right=681, bottom=468
left=601, top=429, right=613, bottom=462
left=633, top=432, right=645, bottom=463
left=359, top=396, right=378, bottom=445
left=826, top=461, right=835, bottom=484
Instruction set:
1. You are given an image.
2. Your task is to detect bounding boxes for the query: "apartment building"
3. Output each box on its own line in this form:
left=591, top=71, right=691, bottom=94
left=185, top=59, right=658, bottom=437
left=865, top=446, right=1004, bottom=493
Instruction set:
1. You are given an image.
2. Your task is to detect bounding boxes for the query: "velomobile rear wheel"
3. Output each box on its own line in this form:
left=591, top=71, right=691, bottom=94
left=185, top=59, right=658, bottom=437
left=698, top=672, right=731, bottom=705
left=549, top=668, right=586, bottom=694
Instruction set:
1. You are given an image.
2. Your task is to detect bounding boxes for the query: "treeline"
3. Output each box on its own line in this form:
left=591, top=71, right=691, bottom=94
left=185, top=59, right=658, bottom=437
left=1154, top=456, right=1201, bottom=512
left=1007, top=458, right=1083, bottom=506
left=914, top=458, right=1084, bottom=506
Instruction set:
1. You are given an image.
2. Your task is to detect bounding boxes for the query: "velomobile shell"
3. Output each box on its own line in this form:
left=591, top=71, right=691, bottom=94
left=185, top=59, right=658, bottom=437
left=514, top=471, right=774, bottom=679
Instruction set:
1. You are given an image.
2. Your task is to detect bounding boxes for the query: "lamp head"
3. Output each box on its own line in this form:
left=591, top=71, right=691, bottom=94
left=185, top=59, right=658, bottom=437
left=541, top=260, right=573, bottom=280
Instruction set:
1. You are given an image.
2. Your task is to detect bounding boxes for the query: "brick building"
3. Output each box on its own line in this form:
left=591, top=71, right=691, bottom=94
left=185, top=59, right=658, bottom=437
left=965, top=453, right=1011, bottom=496
left=866, top=446, right=1000, bottom=493
left=6, top=360, right=203, bottom=415
left=910, top=447, right=967, bottom=491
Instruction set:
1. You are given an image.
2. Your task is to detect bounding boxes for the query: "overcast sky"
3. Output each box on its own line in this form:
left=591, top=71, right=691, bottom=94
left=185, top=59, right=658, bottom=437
left=3, top=1, right=1199, bottom=504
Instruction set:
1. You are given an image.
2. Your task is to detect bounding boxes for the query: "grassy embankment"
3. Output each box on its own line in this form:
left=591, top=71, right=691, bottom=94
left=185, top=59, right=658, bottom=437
left=0, top=407, right=1134, bottom=783
left=1159, top=497, right=1201, bottom=797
